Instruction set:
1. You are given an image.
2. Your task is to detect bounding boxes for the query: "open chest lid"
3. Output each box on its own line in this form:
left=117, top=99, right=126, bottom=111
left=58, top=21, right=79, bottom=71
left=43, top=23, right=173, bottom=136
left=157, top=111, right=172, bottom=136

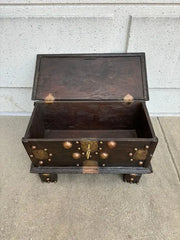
left=32, top=53, right=149, bottom=102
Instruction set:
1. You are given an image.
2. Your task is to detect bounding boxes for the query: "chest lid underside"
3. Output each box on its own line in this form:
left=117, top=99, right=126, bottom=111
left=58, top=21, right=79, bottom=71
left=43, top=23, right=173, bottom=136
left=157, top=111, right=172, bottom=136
left=32, top=53, right=149, bottom=102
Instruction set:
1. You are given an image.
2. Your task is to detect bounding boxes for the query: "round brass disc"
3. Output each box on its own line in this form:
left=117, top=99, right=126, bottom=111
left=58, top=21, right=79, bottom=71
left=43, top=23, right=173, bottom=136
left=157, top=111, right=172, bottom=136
left=133, top=149, right=148, bottom=161
left=32, top=149, right=49, bottom=160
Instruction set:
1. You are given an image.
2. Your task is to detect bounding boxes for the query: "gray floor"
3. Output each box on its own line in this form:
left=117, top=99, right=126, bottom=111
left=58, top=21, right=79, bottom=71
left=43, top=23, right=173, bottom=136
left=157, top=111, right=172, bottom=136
left=0, top=116, right=179, bottom=240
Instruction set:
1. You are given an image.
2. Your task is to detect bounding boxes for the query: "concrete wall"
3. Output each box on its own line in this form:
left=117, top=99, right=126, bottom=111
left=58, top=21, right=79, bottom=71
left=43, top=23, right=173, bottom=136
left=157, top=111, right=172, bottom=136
left=0, top=0, right=180, bottom=115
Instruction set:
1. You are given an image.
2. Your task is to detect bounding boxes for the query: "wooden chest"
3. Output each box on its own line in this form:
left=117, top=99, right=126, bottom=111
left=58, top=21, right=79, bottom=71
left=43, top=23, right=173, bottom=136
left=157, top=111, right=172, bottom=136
left=22, top=53, right=158, bottom=183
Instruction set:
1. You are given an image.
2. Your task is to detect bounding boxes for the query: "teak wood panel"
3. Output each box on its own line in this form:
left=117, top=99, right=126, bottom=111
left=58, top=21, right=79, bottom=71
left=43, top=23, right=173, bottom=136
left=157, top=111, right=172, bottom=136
left=30, top=164, right=153, bottom=175
left=23, top=140, right=157, bottom=168
left=32, top=53, right=149, bottom=101
left=24, top=101, right=155, bottom=138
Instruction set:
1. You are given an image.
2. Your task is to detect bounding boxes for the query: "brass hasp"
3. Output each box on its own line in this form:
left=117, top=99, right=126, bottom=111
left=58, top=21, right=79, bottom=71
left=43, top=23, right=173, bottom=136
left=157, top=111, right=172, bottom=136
left=80, top=141, right=98, bottom=160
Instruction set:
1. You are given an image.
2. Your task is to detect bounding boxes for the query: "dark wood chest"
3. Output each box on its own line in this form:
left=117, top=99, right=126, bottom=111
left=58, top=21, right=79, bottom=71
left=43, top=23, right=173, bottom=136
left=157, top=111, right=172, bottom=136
left=22, top=53, right=158, bottom=183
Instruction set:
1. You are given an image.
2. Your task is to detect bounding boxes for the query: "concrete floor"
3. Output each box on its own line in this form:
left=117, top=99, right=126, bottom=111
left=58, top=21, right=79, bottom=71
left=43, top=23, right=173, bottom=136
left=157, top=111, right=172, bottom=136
left=0, top=116, right=179, bottom=240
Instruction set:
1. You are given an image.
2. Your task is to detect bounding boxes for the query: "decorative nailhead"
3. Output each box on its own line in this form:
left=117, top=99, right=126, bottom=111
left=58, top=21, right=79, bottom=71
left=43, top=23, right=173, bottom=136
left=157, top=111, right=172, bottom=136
left=100, top=152, right=108, bottom=159
left=107, top=141, right=117, bottom=149
left=72, top=152, right=81, bottom=159
left=63, top=141, right=72, bottom=149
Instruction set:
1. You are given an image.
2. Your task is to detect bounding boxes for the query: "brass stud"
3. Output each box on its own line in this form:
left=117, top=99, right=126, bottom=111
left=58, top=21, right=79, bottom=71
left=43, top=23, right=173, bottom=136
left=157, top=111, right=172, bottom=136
left=76, top=163, right=79, bottom=167
left=63, top=141, right=72, bottom=149
left=46, top=177, right=50, bottom=181
left=39, top=161, right=43, bottom=165
left=49, top=153, right=53, bottom=157
left=130, top=158, right=133, bottom=162
left=32, top=146, right=36, bottom=149
left=107, top=141, right=117, bottom=149
left=95, top=152, right=98, bottom=155
left=100, top=152, right=109, bottom=159
left=145, top=145, right=149, bottom=149
left=48, top=158, right=51, bottom=162
left=134, top=148, right=138, bottom=151
left=99, top=147, right=102, bottom=151
left=129, top=153, right=133, bottom=156
left=102, top=163, right=106, bottom=167
left=77, top=147, right=81, bottom=150
left=130, top=177, right=134, bottom=181
left=44, top=148, right=48, bottom=151
left=139, top=161, right=143, bottom=165
left=82, top=152, right=85, bottom=156
left=30, top=154, right=33, bottom=158
left=72, top=152, right=81, bottom=159
left=76, top=141, right=79, bottom=144
left=100, top=141, right=103, bottom=144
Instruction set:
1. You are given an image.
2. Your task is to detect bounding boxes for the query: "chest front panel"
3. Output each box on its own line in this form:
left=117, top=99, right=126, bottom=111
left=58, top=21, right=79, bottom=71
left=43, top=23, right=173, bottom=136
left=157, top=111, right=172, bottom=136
left=23, top=140, right=155, bottom=168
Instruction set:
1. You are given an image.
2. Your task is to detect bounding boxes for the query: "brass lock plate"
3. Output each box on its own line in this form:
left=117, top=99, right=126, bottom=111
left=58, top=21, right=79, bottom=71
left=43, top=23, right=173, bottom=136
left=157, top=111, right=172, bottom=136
left=81, top=141, right=98, bottom=159
left=80, top=141, right=98, bottom=153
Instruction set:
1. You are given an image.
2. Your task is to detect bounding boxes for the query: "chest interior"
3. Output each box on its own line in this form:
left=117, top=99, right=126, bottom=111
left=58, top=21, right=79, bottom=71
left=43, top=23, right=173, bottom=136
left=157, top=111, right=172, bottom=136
left=25, top=101, right=153, bottom=140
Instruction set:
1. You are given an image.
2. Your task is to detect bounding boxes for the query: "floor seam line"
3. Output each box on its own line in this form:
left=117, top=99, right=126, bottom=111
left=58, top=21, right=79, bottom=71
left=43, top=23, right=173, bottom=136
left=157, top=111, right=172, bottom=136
left=157, top=117, right=180, bottom=182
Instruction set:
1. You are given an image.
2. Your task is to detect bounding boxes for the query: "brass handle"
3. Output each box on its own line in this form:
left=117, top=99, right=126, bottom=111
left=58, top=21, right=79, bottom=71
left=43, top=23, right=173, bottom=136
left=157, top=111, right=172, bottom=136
left=86, top=143, right=91, bottom=159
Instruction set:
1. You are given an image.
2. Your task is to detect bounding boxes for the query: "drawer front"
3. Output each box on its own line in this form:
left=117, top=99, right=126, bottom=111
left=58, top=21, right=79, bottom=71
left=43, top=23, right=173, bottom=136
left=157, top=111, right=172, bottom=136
left=23, top=139, right=156, bottom=168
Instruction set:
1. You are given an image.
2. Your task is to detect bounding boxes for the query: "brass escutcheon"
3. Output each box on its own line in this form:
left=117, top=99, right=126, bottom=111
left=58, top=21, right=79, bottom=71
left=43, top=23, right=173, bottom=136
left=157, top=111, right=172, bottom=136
left=80, top=141, right=98, bottom=160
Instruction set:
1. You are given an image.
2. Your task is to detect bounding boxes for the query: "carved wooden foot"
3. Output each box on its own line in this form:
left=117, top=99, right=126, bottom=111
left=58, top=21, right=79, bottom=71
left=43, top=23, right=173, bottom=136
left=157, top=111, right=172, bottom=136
left=123, top=174, right=142, bottom=183
left=39, top=173, right=58, bottom=183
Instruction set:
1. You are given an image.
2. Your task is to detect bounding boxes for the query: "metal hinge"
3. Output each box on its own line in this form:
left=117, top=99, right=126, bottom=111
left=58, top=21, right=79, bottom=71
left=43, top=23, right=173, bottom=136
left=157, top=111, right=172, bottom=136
left=45, top=93, right=55, bottom=103
left=123, top=94, right=134, bottom=104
